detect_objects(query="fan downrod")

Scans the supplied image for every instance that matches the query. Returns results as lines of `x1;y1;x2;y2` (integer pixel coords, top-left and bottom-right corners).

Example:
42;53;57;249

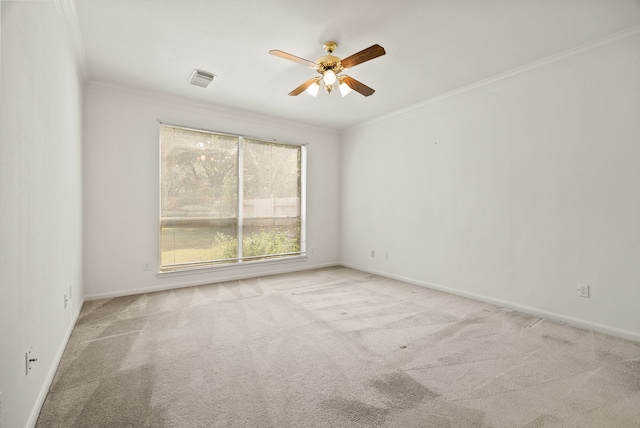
323;41;337;54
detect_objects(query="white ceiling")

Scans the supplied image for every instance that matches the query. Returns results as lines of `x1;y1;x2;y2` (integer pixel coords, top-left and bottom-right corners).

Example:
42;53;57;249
74;0;640;130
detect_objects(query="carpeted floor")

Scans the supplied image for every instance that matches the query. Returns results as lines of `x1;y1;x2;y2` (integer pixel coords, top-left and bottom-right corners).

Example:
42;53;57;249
36;267;640;427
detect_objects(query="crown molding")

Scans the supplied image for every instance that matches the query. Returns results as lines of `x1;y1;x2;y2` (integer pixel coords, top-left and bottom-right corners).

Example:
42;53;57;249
84;80;338;138
56;0;90;85
343;24;640;134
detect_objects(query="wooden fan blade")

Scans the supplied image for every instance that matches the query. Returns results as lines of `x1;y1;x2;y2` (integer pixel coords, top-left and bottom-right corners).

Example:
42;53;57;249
288;78;318;96
340;44;386;69
269;50;318;69
341;75;375;96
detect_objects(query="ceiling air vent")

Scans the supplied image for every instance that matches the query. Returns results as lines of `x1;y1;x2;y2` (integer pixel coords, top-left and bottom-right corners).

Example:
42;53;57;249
189;69;215;88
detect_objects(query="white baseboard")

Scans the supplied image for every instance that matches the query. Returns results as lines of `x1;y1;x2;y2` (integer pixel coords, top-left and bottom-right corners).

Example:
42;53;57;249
341;263;640;344
26;303;84;428
84;261;340;301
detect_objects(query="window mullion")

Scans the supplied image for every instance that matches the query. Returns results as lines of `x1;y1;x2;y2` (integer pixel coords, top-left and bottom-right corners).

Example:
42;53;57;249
237;137;244;261
300;145;307;254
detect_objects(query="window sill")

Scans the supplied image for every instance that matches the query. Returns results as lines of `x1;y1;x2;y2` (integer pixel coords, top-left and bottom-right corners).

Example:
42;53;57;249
156;254;308;278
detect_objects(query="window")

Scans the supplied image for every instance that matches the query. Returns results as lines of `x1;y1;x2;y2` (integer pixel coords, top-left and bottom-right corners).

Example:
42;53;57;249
160;124;305;272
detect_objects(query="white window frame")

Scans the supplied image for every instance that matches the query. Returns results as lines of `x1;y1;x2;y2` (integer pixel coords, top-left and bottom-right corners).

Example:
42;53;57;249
158;123;307;274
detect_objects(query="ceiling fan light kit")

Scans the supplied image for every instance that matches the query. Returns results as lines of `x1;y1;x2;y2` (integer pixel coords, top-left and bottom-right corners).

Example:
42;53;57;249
306;80;320;97
338;80;353;97
303;75;353;98
270;41;385;97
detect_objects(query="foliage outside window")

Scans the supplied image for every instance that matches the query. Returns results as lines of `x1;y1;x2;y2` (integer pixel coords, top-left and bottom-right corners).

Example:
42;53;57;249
160;124;305;271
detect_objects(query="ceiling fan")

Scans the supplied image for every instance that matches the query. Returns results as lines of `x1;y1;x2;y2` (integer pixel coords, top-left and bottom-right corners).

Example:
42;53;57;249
269;41;386;97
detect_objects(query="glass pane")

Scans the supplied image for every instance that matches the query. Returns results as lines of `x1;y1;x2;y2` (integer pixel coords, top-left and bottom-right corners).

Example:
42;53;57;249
242;218;300;259
160;125;238;268
161;218;238;266
242;140;301;259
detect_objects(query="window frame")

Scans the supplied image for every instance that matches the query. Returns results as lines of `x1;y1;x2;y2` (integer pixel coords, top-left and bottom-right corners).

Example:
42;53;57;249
158;123;307;274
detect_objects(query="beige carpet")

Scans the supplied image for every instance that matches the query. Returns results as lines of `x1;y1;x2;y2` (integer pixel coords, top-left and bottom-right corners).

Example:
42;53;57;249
36;267;640;427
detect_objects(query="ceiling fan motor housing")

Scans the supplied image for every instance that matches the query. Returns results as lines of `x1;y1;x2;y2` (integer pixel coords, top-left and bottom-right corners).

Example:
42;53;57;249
318;41;343;76
317;55;343;74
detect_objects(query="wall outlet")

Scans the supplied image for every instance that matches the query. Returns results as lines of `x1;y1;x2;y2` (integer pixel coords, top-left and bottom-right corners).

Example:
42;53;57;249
64;293;68;309
577;285;590;298
143;262;150;271
370;250;375;257
25;348;37;375
384;252;389;260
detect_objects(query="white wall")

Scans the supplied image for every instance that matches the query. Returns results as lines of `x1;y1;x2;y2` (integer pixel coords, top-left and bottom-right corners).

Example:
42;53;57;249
83;83;340;298
340;30;640;340
0;2;84;427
